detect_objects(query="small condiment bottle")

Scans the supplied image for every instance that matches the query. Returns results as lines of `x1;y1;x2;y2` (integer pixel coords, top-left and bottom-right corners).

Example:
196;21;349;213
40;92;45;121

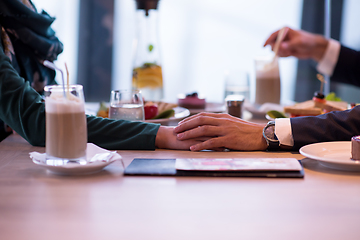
225;95;245;118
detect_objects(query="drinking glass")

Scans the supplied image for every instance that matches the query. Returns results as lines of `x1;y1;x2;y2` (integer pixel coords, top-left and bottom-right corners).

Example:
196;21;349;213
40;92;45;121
44;85;87;165
254;57;281;105
109;90;145;121
224;70;250;102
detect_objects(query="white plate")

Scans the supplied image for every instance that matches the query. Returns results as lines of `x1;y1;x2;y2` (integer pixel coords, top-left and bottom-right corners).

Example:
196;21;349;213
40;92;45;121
85;103;190;124
244;102;284;119
265;113;290;121
187;102;226;115
146;107;190;124
32;158;118;175
299;141;360;171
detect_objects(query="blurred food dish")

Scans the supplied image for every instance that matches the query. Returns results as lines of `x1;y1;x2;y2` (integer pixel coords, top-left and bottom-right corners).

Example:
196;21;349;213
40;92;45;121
178;92;206;109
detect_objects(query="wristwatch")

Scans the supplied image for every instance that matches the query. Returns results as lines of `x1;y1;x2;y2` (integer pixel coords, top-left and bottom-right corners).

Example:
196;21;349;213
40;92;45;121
262;121;280;150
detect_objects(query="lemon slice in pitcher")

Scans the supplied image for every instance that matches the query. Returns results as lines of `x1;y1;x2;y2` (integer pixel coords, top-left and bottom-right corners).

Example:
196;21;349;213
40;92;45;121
133;64;163;89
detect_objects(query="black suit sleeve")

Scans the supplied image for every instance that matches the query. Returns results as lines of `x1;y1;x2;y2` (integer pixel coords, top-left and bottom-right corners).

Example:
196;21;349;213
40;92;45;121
289;45;360;150
290;105;360;150
331;45;360;87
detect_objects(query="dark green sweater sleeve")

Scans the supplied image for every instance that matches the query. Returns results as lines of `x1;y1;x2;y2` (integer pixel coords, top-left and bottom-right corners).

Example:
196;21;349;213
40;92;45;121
0;40;46;146
0;41;160;150
86;116;160;150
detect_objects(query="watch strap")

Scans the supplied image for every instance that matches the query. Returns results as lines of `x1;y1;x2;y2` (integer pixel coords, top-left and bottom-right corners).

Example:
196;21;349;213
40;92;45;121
263;121;293;151
263;121;280;150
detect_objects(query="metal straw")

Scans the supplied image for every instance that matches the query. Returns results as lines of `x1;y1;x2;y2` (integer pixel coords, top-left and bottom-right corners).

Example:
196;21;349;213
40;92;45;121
324;0;331;95
43;60;66;98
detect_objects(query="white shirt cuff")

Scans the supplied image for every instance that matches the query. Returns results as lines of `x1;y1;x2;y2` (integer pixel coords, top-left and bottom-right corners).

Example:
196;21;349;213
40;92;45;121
275;118;294;147
316;39;341;76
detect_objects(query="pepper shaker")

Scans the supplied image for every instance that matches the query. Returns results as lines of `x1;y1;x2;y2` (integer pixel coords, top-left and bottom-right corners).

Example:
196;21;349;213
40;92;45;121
225;95;245;118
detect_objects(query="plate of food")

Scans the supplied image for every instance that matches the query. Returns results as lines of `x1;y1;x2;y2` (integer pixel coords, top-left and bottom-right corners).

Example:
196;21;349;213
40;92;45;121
286;74;347;117
265;110;289;120
262;91;349;120
95;101;190;124
283;90;348;117
299;141;360;171
244;102;284;119
146;106;190;123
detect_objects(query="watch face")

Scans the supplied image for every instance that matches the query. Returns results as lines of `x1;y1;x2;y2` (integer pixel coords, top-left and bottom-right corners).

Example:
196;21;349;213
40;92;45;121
264;124;276;141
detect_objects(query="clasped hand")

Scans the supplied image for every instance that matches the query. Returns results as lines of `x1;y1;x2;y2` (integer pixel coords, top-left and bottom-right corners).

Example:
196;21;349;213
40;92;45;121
174;113;268;151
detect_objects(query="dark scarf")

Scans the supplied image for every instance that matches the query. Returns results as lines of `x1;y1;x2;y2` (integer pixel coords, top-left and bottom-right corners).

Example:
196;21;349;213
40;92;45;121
0;0;63;93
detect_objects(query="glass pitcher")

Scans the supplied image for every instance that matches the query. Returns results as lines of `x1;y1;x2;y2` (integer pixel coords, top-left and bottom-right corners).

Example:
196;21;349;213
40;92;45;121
132;0;163;101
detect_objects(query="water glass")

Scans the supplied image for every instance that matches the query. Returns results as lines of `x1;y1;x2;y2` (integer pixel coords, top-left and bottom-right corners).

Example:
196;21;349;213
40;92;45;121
224;70;250;101
109;90;145;121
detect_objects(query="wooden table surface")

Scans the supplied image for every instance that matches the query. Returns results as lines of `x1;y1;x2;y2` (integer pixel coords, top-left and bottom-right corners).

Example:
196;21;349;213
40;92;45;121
1;134;360;240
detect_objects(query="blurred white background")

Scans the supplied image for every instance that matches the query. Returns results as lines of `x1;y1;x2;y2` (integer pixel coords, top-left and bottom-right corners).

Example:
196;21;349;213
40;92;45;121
32;0;80;85
32;0;304;103
114;0;302;103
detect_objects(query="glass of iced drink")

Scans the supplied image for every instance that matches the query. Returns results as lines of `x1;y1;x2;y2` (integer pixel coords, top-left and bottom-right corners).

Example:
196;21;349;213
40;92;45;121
254;57;281;105
108;90;145;121
224;69;250;101
44;85;87;164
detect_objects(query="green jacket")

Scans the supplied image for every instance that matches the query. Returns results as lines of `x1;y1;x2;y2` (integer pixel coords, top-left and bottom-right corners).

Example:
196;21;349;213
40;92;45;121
0;42;160;150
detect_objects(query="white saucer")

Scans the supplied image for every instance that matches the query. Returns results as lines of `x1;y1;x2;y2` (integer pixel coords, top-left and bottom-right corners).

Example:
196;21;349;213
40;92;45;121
32;158;118;175
299;141;360;171
30;143;121;175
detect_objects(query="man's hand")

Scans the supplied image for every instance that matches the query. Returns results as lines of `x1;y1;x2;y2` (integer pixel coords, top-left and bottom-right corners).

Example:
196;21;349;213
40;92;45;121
173;113;268;151
264;27;328;62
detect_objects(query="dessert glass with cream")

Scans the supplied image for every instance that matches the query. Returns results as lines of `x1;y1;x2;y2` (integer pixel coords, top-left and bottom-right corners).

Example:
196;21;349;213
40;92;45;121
44;85;87;164
351;136;360;161
254;57;281;105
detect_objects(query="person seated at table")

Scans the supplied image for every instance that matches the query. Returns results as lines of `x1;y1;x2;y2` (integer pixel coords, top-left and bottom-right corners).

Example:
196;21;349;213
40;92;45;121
174;27;360;151
0;0;63;141
264;27;360;87
0;0;202;150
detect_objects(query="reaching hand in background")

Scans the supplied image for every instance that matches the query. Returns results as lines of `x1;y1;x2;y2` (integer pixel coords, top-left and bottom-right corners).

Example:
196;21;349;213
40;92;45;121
264;27;329;62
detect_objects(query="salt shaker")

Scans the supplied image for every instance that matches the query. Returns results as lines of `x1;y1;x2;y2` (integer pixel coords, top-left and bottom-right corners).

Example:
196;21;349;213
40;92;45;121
225;95;245;118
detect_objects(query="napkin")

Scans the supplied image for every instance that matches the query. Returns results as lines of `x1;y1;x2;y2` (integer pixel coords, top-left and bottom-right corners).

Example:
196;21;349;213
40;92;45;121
29;143;122;164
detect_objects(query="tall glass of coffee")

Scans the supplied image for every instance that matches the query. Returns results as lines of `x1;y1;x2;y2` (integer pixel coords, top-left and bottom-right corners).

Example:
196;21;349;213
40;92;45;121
44;85;87;165
254;57;281;105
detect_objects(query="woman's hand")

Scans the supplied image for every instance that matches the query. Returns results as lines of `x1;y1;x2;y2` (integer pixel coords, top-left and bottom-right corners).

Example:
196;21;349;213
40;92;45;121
155;125;207;150
174;113;268;151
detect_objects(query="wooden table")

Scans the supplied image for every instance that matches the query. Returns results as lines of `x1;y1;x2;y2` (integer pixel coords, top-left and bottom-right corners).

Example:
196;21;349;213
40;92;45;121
1;134;360;240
